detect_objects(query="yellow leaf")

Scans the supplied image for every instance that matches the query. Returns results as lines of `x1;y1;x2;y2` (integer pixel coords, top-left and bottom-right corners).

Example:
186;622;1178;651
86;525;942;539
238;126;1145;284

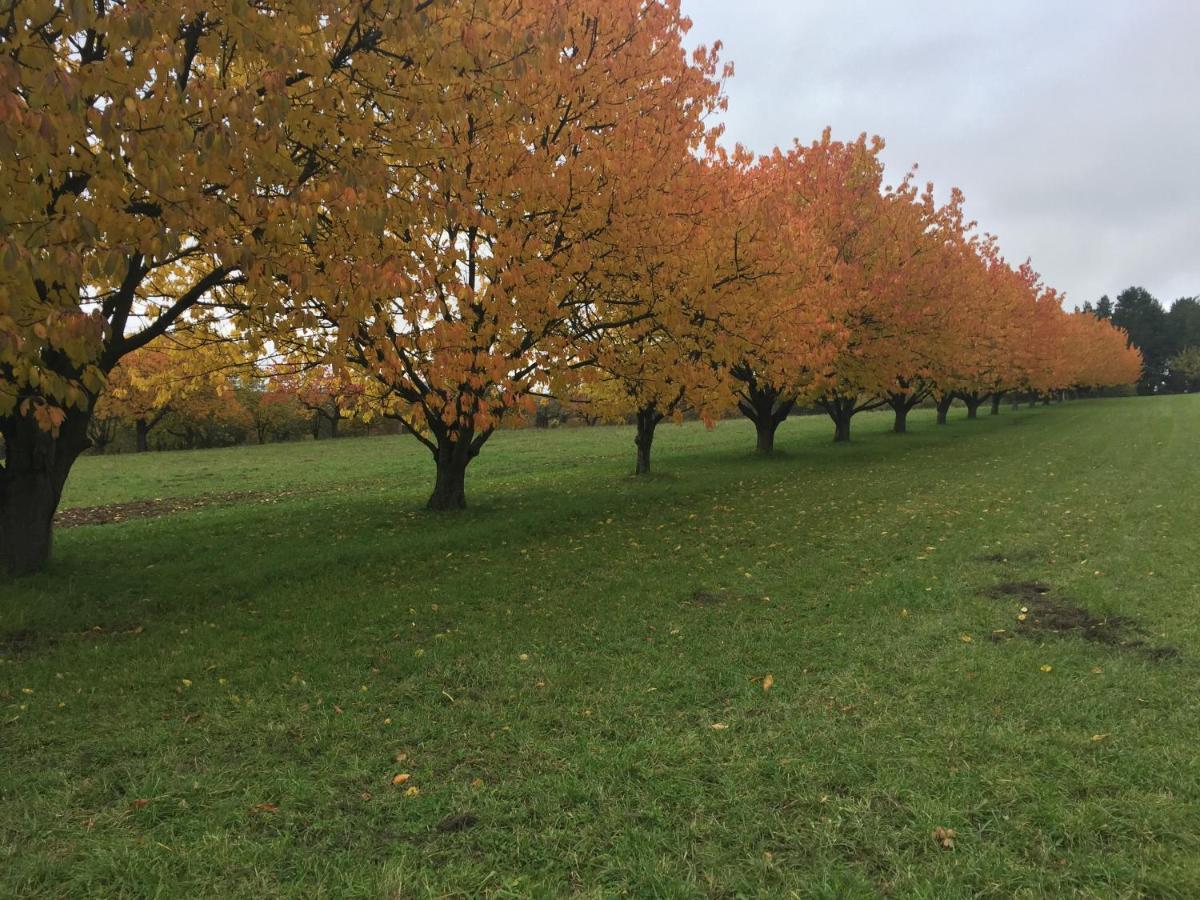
762;674;775;692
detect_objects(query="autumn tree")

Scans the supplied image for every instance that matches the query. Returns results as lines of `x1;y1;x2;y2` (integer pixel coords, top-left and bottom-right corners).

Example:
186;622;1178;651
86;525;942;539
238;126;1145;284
778;136;968;441
266;366;364;440
292;0;728;508
569;154;770;474
0;1;427;575
724;140;850;453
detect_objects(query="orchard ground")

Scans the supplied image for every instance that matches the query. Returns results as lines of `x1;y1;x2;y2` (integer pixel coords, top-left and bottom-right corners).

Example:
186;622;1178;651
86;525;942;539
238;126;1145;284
2;396;1199;897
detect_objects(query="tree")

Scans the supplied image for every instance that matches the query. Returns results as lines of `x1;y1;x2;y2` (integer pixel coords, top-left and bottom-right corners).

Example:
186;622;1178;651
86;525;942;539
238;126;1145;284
296;0;728;508
1112;287;1169;393
267;367;364;440
725;138;851;453
1167;346;1200;393
1167;298;1200;357
561;157;748;475
790;138;969;441
0;1;424;575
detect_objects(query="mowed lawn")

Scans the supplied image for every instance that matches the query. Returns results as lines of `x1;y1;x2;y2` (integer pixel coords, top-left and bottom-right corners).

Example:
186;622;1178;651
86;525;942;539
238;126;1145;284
2;397;1199;897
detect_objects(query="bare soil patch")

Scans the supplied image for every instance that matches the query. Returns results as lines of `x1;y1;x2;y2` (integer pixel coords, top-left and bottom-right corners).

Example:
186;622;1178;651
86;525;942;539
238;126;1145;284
55;491;266;528
986;580;1178;660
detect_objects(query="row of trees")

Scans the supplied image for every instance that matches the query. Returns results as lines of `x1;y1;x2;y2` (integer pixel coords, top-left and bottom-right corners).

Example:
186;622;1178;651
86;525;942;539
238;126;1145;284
90;348;380;453
1;1;1140;576
1080;289;1200;393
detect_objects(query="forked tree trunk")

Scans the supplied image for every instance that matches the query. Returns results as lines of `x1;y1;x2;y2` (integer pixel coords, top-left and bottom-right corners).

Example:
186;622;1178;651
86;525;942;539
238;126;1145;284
426;425;491;511
733;367;796;455
634;405;664;475
991;392;1004;415
963;392;988;419
887;392;919;433
935;392;955;425
821;397;856;443
1;407;92;577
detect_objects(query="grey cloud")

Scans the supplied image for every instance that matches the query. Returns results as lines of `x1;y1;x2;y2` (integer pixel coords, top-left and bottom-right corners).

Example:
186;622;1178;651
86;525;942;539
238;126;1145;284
682;0;1200;305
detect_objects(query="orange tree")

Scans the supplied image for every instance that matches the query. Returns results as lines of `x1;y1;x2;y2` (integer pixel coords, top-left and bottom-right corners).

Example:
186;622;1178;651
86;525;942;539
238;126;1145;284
928;236;1028;422
785;136;968;441
265;366;364;440
293;0;728;508
0;1;428;575
569;154;768;474
724;139;848;453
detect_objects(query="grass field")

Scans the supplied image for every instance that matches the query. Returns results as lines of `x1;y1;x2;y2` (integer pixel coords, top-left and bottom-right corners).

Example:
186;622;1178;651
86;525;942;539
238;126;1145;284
3;396;1199;897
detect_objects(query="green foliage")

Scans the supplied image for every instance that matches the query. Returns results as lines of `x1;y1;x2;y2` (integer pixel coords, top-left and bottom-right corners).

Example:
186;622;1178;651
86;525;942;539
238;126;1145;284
3;397;1200;895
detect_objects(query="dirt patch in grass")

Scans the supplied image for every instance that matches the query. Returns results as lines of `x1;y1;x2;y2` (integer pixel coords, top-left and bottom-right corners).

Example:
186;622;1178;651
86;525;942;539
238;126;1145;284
689;589;727;606
435;812;479;833
976;549;1039;564
0;627;51;658
986;580;1179;660
55;491;267;528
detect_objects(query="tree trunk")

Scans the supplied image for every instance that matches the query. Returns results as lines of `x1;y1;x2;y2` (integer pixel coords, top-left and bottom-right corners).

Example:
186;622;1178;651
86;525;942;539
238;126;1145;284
311;412;321;440
330;412;340;438
734;369;796;455
425;424;491;511
990;392;1003;415
935;392;954;425
833;413;852;442
135;419;151;452
1041;395;1051;406
964;392;987;419
888;393;916;433
821;397;855;443
634;406;664;476
1;408;91;577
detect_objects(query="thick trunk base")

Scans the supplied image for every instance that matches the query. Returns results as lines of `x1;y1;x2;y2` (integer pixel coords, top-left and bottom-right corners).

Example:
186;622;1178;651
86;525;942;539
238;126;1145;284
755;420;778;453
991;393;1003;415
1;409;90;577
427;459;468;510
633;407;663;476
935;393;954;425
734;370;795;456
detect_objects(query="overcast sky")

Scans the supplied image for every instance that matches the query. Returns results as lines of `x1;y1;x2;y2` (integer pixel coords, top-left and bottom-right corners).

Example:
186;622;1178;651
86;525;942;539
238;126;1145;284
680;0;1200;309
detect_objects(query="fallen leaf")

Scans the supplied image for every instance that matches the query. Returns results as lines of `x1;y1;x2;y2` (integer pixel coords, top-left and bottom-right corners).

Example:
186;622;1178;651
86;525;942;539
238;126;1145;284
960;634;973;643
129;799;149;810
404;786;420;797
391;773;411;785
1091;733;1110;742
710;722;729;730
762;673;775;693
932;826;956;849
251;802;279;814
1040;664;1053;673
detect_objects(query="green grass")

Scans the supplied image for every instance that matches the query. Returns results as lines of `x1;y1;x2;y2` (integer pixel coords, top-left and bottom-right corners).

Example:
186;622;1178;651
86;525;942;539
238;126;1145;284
3;397;1199;897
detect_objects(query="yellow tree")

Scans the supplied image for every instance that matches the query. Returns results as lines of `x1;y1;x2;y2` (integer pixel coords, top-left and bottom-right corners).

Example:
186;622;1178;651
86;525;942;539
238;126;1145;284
571;154;765;474
0;1;425;575
297;0;728;508
97;330;248;452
